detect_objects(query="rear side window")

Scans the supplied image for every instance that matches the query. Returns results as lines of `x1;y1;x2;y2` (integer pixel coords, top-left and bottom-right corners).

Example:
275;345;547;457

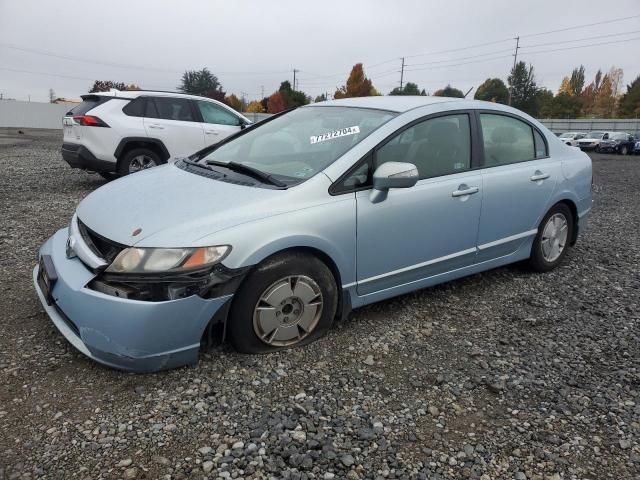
196;101;240;126
122;97;146;117
146;97;195;122
67;96;109;116
480;114;537;166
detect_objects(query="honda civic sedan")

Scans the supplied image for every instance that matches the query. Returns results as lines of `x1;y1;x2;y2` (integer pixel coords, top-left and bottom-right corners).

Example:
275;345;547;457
34;96;592;372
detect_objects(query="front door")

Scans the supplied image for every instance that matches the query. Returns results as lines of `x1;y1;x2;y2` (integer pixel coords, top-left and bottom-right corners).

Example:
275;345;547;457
194;100;243;147
356;112;482;296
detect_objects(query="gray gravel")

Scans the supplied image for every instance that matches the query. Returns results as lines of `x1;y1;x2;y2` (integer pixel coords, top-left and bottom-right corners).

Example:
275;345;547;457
1;129;639;479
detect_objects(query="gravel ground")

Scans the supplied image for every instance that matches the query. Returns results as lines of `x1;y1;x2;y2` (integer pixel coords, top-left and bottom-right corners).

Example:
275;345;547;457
0;129;638;480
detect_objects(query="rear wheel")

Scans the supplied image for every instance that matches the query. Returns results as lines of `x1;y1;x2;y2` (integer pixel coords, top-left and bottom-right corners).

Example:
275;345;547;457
117;148;162;176
528;203;573;272
620;145;629;155
228;252;338;353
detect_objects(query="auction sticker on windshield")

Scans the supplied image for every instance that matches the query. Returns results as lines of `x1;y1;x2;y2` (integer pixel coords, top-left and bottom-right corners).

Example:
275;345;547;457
310;126;360;144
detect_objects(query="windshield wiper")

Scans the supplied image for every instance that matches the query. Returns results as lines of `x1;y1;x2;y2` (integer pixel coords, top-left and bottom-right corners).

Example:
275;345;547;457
206;160;287;188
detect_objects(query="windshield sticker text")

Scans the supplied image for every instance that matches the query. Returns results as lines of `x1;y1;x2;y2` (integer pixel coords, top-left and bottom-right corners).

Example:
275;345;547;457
310;126;360;145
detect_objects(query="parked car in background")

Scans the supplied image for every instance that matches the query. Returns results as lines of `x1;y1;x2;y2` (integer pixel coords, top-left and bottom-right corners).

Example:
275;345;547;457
61;90;251;179
35;96;592;372
598;132;635;155
634;139;640;155
577;131;613;151
558;131;587;146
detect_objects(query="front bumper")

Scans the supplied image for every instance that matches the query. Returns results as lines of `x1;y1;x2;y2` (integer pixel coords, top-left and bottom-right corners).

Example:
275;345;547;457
578;144;597;151
33;229;232;372
61;143;116;173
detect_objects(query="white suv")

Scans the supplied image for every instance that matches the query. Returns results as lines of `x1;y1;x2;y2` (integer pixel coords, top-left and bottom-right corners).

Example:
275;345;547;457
61;90;251;179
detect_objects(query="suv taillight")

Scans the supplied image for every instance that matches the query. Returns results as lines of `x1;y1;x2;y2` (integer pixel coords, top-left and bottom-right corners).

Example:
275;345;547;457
73;115;109;127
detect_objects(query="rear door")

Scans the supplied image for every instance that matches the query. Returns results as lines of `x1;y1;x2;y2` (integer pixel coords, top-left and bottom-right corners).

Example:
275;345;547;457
194;100;243;146
143;96;205;158
476;112;560;262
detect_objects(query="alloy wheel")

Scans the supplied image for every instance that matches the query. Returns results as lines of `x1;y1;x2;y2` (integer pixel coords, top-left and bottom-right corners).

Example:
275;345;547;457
128;154;157;173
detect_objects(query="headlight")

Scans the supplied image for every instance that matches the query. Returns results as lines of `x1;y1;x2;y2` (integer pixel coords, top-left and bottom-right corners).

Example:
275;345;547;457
105;246;230;273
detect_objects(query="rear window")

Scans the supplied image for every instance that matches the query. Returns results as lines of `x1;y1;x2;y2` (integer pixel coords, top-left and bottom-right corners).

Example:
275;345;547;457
122;97;146;117
67;96;109;116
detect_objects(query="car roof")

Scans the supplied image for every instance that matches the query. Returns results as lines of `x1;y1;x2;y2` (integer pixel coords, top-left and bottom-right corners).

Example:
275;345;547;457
87;90;216;101
313;95;465;112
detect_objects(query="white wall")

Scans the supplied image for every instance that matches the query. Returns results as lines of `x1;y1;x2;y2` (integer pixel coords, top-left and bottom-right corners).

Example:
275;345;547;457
0;100;69;129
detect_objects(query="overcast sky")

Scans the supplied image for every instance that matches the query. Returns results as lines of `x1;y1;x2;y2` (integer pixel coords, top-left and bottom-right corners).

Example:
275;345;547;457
0;0;639;103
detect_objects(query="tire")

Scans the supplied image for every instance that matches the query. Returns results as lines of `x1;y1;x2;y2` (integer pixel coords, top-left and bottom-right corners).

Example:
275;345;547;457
528;203;574;273
98;171;119;181
620;145;628;155
594;145;600;153
117;148;163;176
228;252;338;353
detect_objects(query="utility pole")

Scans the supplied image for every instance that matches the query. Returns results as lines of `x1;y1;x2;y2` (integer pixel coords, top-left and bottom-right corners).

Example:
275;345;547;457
400;57;405;90
293;69;299;90
508;36;520;106
260;85;264;99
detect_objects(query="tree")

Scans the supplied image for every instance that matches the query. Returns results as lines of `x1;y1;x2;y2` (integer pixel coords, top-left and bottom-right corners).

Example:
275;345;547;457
558;77;573;96
89;80;127;92
267;92;286;113
389;82;423;96
569;66;585;96
474;78;509;103
314;93;327;103
246;100;265;113
334;63;375;98
618;75;640;118
278;81;309;108
48;88;55;103
433;85;464;98
508;61;539;116
225;94;242;112
593;74;615;118
178;68;225;101
125;84;141;91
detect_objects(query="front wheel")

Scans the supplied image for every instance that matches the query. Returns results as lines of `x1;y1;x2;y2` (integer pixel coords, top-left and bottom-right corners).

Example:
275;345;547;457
228;252;338;353
528;203;573;272
620;145;629;155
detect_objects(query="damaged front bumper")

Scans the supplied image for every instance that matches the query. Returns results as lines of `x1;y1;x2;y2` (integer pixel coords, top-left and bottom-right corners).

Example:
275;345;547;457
33;229;234;372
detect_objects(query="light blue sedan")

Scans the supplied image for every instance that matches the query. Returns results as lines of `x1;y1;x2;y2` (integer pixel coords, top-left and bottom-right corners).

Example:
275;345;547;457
34;96;592;372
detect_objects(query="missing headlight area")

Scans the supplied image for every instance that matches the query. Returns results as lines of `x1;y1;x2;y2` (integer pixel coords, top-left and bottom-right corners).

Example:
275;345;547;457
87;264;249;302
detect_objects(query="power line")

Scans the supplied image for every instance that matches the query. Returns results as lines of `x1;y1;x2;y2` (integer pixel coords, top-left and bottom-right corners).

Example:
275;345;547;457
520;29;640;49
405;47;515;68
519;14;640;38
520;36;640;56
403;37;514;60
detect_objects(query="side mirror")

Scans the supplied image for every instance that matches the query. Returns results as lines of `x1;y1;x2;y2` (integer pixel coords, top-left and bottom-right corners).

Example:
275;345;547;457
370;162;418;203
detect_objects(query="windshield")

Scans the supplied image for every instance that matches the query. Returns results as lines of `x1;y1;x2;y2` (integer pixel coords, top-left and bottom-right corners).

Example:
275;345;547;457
202;106;396;183
587;131;604;138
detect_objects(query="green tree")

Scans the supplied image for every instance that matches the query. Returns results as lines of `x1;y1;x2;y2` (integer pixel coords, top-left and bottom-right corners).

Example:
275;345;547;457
569;65;585;96
278;81;309;108
314;93;327;102
334;63;375;98
618;76;640;118
474;78;509;103
89;80;127;92
389;82;423;96
178;68;225;101
433;85;464;98
508;61;539;116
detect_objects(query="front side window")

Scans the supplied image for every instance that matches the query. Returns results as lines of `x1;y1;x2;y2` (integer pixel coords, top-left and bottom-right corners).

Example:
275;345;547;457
147;97;195;122
197;101;240;126
480;113;536;166
375;114;471;179
202;106;395;183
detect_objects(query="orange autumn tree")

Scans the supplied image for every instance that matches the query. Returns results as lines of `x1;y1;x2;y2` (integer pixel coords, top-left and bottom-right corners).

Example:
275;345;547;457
267;92;286;113
334;63;375;98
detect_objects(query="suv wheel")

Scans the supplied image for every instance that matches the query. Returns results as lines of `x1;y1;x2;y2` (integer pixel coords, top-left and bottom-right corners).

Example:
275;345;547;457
118;148;162;176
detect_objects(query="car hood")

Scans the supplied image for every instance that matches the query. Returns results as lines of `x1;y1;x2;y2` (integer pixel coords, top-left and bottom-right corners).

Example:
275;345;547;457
76;163;316;247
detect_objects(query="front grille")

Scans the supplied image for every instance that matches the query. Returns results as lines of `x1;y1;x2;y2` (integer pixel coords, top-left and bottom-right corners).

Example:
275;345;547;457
77;219;125;264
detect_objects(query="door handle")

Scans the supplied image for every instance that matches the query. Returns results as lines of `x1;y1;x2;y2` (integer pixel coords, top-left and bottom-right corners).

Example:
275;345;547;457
530;171;550;182
204;130;219;135
148;124;164;130
451;185;479;197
